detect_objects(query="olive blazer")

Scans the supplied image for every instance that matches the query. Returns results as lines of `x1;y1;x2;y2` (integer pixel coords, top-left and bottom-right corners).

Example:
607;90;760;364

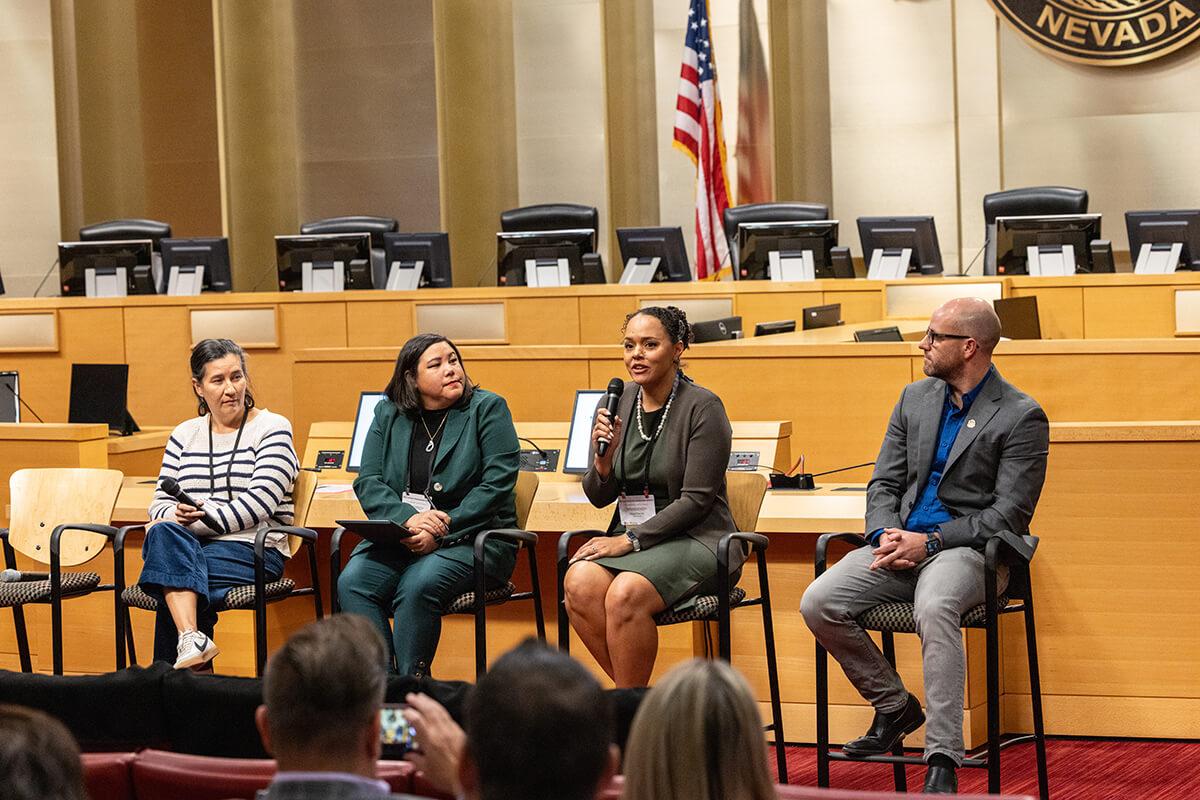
583;376;739;562
353;388;520;577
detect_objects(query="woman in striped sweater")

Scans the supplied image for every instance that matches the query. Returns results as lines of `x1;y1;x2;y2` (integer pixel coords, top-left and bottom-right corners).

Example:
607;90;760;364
138;339;299;670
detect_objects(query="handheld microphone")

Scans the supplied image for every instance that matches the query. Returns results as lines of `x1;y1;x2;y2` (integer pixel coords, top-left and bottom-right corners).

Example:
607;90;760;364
0;569;50;582
159;477;224;532
596;378;625;458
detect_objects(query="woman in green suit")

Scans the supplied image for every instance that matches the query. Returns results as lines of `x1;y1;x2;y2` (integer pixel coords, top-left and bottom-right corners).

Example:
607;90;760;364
337;333;520;676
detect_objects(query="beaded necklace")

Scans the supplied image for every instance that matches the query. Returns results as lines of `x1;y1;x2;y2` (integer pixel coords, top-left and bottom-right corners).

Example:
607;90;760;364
635;373;679;441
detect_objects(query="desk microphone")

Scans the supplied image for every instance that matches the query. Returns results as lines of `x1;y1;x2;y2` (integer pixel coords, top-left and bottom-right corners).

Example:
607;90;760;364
596;378;624;457
159;477;225;533
960;238;989;276
0;569;49;582
2;381;45;423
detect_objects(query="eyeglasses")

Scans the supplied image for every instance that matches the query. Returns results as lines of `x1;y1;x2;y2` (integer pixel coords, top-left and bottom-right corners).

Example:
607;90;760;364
922;329;973;344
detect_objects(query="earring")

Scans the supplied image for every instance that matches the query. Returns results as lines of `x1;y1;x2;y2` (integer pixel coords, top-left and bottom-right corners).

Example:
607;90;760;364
245;392;255;410
198;398;209;416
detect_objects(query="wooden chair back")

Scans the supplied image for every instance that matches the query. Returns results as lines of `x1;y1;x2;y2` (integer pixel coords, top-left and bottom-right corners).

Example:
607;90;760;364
726;471;768;533
8;468;124;567
514;471;539;530
287;469;319;556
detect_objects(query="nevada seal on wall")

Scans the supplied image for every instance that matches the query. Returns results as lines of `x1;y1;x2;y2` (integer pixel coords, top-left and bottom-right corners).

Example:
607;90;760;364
988;0;1200;65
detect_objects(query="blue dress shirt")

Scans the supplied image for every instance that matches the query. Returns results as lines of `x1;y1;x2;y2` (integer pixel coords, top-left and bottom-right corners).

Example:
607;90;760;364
869;367;994;547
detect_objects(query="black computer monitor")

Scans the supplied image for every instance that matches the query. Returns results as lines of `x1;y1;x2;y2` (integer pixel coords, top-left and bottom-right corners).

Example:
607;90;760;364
754;320;796;337
994;296;1041;340
276;233;373;292
615;227;692;282
381;232;453;289
59;240;156;297
1125;209;1200;272
856;216;943;276
735;220;840;280
347;391;387;472
69;363;138;435
801;303;842;330
0;371;18;423
853;326;904;342
160;237;232;293
691;316;743;343
496;229;597;286
991;214;1102;275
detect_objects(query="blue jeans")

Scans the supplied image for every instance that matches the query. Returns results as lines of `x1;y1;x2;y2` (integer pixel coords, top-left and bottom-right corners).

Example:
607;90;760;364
336;543;501;677
139;521;284;663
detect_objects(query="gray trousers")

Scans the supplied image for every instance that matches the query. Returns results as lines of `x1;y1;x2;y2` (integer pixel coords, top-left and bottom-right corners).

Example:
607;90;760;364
800;545;1007;765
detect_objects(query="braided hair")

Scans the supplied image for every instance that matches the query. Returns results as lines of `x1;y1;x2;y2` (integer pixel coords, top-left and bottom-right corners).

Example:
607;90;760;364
623;306;693;372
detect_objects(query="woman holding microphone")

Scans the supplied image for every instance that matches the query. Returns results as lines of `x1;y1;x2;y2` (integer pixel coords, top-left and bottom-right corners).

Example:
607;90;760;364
562;306;738;687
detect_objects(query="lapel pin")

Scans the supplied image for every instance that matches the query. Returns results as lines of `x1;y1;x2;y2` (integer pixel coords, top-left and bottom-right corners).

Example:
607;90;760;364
967;419;976;429
433;482;443;492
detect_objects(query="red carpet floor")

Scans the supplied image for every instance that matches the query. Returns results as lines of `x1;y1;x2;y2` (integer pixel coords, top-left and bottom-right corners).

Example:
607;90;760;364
782;739;1200;799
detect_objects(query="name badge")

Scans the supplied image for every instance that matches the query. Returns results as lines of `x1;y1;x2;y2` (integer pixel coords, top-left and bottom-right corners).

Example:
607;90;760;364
402;492;434;513
618;494;656;527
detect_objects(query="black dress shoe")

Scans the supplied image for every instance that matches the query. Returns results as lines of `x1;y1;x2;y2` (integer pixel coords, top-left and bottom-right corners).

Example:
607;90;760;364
842;693;925;756
923;764;958;794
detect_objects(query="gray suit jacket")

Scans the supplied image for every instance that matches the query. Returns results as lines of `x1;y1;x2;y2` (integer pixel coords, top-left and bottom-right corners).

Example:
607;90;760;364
866;368;1049;552
583;376;738;558
257;778;416;800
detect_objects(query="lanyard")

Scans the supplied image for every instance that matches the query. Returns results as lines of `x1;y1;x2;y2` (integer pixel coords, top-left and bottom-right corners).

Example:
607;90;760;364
208;410;248;503
620;409;662;499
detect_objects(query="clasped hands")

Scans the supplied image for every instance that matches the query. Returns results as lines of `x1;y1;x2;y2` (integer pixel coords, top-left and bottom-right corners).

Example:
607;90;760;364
405;510;451;556
869;528;931;571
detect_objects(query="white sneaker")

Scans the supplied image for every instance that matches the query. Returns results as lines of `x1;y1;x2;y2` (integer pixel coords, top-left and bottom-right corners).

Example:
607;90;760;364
174;630;219;670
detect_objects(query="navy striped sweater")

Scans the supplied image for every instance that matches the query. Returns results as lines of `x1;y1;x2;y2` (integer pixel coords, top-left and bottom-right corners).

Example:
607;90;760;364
148;409;299;554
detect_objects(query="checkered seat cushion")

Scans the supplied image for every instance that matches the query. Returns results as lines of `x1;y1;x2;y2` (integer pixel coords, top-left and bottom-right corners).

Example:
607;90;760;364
444;582;516;614
857;597;1010;633
0;572;101;607
654;586;747;625
121;579;297;613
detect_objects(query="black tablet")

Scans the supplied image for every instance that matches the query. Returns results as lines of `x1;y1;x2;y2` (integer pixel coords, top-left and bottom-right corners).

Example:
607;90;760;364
334;519;413;544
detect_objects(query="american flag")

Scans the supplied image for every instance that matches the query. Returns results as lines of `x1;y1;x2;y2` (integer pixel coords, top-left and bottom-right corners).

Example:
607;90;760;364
673;0;731;280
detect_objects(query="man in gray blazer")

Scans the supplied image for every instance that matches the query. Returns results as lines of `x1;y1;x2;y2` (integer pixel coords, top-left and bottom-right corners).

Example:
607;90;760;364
255;616;418;800
801;298;1049;794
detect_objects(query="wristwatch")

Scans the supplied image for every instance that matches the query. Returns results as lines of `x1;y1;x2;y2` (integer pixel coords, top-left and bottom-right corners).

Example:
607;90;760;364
625;531;642;552
925;530;943;558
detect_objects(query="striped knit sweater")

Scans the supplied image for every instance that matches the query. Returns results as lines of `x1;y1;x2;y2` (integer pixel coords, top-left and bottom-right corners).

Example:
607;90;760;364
148;409;299;555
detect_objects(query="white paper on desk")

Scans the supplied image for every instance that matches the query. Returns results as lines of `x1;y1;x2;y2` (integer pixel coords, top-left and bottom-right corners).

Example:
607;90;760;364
315;485;355;495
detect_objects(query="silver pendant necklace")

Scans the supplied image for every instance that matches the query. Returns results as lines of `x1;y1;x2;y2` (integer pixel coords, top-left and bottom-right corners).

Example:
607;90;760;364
421;411;449;453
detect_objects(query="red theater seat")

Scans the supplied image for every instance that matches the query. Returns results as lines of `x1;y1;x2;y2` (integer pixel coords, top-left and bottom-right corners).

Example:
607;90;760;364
129;749;415;800
82;752;137;800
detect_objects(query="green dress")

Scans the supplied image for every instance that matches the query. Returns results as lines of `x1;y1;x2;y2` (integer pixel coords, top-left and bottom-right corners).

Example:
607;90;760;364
593;406;720;609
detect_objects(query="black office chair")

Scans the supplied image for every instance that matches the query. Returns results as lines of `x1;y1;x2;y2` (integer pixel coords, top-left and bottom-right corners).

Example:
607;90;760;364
500;203;605;283
329;471;545;679
813;531;1049;799
982;186;1088;275
301;215;400;290
722;202;853;278
79;219;172;250
555;472;788;783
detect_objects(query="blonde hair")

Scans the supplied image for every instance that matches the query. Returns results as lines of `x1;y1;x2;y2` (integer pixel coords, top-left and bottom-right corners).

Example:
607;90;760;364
622;659;776;800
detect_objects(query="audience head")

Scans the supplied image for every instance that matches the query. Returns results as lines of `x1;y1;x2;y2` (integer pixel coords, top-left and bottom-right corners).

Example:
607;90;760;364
255;615;389;776
462;639;616;800
0;704;86;800
622;305;692;386
190;338;255;421
386;333;476;413
622;659;776;800
920;297;1002;382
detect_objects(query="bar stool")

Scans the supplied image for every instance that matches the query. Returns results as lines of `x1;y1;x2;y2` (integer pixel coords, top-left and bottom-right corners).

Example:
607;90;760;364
813;531;1049;798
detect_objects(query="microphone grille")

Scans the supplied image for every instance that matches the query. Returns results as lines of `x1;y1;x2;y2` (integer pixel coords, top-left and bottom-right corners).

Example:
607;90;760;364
160;477;179;493
606;378;624;396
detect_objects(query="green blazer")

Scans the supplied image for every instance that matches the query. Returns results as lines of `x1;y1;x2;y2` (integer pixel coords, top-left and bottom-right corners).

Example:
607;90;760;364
352;388;521;578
